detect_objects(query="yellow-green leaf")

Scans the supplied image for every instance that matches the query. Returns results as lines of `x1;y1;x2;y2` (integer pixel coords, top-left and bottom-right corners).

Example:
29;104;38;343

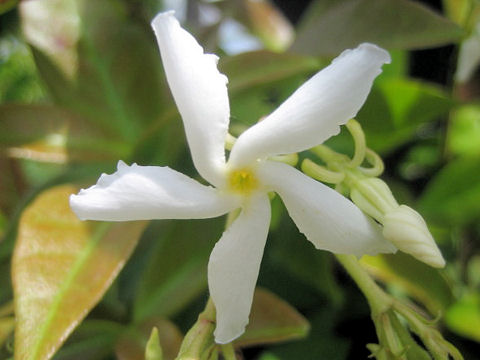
12;185;146;360
234;288;310;347
445;293;480;342
447;105;480;157
419;157;480;225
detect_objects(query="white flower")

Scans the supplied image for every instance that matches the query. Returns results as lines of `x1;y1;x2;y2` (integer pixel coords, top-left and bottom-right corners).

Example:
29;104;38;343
70;11;396;344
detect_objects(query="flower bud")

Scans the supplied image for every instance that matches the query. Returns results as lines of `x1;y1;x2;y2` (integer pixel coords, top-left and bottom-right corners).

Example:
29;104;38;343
145;327;163;360
383;205;445;268
350;177;398;223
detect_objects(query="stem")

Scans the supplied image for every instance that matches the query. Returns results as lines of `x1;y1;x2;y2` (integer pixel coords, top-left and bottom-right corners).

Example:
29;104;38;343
334;254;391;315
175;299;216;360
220;343;237;360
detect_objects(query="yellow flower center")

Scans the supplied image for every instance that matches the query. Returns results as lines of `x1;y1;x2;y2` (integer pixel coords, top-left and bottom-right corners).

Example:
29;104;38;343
227;168;258;195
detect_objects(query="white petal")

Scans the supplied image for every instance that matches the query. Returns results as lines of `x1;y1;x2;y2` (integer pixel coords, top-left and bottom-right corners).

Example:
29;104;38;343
151;12;230;186
383;205;445;268
208;194;271;344
258;161;396;256
70;161;238;221
229;43;390;167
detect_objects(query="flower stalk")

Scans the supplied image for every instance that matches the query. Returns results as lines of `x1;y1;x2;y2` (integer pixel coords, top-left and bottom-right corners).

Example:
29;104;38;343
220;343;237;360
335;254;462;360
175;299;217;360
302;119;458;358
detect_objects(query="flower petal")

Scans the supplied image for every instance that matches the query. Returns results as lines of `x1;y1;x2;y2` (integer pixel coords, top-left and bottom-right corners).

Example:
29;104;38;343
229;43;390;167
70;161;238;221
208;194;271;344
258;161;396;256
151;11;230;186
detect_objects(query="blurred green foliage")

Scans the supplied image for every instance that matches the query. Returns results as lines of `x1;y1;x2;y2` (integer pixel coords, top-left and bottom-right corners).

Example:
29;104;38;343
0;0;479;359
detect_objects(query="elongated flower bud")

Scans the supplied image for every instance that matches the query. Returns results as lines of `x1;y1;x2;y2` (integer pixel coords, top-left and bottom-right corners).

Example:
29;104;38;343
349;177;445;268
383;205;445;268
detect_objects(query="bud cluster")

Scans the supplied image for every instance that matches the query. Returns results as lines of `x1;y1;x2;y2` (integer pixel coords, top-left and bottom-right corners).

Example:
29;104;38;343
302;119;445;268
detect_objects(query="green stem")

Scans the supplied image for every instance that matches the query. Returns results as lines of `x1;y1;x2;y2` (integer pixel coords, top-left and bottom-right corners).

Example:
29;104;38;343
220;343;237;360
175;299;216;360
334;254;391;315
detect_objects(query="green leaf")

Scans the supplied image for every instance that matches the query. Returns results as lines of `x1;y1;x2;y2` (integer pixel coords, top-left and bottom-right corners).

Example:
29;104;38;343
356;78;454;153
377;78;453;127
258;353;281;360
219;51;322;129
291;0;464;56
0;36;45;103
133;218;224;322
53;320;124;360
268;221;343;306
447;105;480;157
234;288;309;347
380;50;409;78
227;75;306;131
23;0;170;142
399;144;441;181
0;0;17;14
361;252;454;314
267;309;349;360
219;51;321;95
418;157;480;225
115;318;182;360
12;185;146;360
445;293;480;342
0;104;130;162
